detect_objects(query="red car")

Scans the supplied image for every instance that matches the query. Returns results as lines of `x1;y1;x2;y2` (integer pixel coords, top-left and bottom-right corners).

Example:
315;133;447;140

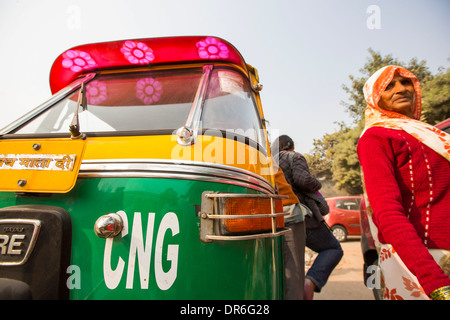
436;118;450;133
324;196;362;242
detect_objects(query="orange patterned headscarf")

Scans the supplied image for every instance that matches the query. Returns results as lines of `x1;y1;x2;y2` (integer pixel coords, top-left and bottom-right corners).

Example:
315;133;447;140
362;65;450;161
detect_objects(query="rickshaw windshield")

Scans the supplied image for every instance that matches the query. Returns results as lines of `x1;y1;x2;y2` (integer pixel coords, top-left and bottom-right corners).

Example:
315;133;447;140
13;67;265;148
202;69;265;147
14;68;204;134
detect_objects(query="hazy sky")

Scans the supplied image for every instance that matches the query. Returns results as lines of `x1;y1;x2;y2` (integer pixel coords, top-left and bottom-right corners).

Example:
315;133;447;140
0;0;449;152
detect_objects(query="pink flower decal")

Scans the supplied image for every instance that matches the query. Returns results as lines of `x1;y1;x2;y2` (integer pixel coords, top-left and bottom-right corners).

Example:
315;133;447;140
86;81;107;105
136;78;162;104
62;50;97;72
121;41;155;65
196;37;229;60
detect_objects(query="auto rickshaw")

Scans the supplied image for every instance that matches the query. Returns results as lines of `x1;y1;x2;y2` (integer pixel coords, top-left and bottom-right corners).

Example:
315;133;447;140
0;36;289;299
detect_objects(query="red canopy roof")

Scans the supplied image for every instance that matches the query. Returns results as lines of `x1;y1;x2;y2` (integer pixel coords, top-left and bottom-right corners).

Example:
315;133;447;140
49;36;247;94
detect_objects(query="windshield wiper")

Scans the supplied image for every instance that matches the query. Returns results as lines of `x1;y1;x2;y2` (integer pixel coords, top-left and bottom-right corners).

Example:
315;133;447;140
69;82;87;139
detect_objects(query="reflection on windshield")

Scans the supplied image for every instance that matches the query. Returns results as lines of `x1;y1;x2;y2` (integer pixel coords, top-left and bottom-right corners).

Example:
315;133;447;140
14;68;265;149
15;69;203;134
202;69;265;145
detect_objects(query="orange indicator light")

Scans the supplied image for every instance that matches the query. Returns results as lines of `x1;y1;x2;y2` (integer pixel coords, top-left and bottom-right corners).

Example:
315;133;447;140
222;198;284;234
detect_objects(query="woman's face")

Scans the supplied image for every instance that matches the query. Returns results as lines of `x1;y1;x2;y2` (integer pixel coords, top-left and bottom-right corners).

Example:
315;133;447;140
378;74;415;117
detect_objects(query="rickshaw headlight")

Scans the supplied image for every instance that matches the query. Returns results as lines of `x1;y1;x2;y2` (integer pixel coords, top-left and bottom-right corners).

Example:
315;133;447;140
222;198;284;234
199;192;290;242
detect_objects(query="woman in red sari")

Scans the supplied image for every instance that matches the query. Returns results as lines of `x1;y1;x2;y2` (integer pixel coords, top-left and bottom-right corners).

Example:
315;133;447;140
357;65;450;300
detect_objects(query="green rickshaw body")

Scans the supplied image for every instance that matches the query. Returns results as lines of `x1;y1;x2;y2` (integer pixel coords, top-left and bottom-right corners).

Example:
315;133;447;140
0;36;288;300
0;178;283;299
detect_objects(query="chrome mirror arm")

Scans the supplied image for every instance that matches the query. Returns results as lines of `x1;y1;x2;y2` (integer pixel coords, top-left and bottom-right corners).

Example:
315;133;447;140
177;65;213;146
69;82;87;140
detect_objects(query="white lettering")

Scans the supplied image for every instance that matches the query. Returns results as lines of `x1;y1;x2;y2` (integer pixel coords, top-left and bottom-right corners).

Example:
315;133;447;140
7;234;25;255
126;212;155;289
155;212;179;290
180;304;214;317
0;235;8;254
103;210;180;291
104;210;128;289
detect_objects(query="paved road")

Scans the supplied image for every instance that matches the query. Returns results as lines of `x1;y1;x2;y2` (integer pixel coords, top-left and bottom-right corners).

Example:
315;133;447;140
306;237;375;300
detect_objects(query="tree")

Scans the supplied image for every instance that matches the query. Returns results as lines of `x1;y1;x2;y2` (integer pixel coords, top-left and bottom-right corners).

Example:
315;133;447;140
330;121;364;195
307;121;364;196
421;68;450;124
304;131;338;181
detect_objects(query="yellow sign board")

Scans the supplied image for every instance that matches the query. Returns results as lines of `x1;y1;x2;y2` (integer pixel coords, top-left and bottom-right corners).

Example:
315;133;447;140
0;139;85;193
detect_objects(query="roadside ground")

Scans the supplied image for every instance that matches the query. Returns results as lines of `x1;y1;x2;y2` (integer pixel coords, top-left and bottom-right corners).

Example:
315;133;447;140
305;236;375;300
